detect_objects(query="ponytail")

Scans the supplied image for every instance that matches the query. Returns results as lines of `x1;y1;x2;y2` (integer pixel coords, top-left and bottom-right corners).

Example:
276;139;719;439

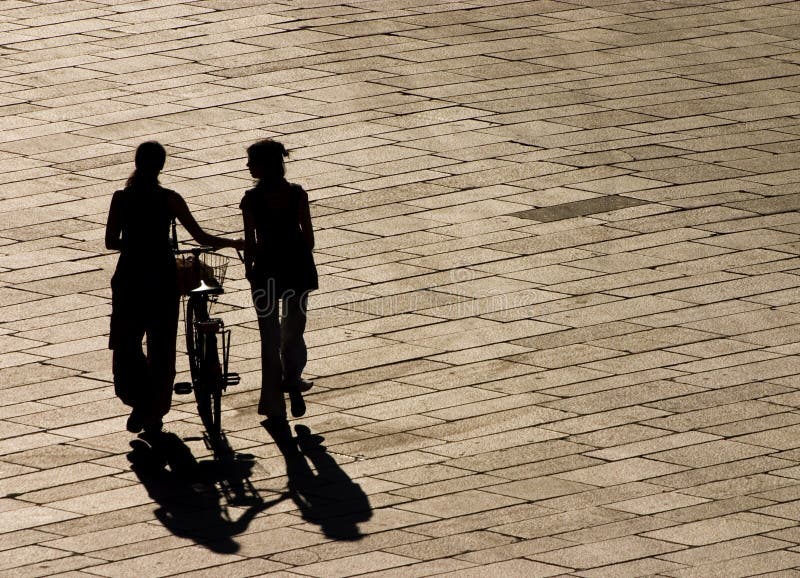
126;141;166;188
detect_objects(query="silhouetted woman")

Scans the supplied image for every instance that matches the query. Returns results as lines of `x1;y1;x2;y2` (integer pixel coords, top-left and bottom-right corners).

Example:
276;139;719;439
240;139;317;426
106;141;242;434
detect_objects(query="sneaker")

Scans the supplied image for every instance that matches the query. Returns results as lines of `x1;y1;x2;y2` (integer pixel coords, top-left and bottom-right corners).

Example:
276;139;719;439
289;389;306;418
263;414;288;429
281;379;313;393
262;415;291;438
142;418;163;435
126;409;143;434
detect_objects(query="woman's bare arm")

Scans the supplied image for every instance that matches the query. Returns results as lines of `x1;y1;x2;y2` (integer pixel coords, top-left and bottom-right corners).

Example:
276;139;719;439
105;190;124;251
298;188;314;251
168;191;243;250
242;204;257;279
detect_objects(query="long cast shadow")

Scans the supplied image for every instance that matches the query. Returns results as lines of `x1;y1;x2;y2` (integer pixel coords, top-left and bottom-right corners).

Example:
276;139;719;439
127;431;285;553
264;421;372;540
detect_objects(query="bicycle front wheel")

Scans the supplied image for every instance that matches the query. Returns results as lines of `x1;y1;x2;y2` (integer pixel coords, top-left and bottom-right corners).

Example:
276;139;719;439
201;331;223;444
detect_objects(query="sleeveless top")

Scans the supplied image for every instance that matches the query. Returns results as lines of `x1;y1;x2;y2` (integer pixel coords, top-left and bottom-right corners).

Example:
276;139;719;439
240;179;318;295
111;185;176;293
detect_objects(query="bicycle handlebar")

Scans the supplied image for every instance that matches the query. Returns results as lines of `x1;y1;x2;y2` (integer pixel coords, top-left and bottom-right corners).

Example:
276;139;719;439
174;244;246;264
174;245;216;255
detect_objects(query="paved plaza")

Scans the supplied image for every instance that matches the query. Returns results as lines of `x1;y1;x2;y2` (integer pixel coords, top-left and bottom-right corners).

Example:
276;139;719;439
2;0;800;576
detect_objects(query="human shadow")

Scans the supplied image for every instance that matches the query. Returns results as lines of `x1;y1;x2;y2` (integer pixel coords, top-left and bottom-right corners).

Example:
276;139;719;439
127;431;285;553
264;421;372;540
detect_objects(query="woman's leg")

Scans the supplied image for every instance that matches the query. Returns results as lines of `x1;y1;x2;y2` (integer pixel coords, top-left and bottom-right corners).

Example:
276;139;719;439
253;285;285;417
110;288;148;410
145;294;180;424
112;338;147;408
280;291;309;385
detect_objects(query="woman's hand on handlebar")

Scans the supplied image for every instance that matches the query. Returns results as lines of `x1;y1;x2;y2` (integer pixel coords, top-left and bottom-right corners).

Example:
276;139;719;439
174;240;241;255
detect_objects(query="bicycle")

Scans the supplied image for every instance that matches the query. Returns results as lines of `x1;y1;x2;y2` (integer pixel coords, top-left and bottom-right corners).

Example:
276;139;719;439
173;246;240;448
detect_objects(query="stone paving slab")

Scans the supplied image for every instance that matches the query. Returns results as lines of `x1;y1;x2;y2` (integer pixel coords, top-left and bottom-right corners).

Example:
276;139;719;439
1;0;800;576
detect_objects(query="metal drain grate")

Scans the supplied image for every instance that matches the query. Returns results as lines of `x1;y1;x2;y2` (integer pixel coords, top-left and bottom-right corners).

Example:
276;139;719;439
510;195;649;222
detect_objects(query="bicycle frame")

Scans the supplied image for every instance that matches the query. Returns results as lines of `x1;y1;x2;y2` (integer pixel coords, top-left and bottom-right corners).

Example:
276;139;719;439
174;245;239;448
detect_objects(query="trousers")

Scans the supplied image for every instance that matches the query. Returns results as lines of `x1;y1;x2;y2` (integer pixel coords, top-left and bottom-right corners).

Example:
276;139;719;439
251;288;309;417
110;278;179;421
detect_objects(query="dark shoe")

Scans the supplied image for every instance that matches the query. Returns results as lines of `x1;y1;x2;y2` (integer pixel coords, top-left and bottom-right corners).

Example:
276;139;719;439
281;378;313;393
263;414;288;429
289;388;306;418
142;418;163;435
262;415;291;438
126;409;143;434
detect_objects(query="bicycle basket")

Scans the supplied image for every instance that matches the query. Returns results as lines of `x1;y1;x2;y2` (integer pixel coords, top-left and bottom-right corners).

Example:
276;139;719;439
176;252;229;295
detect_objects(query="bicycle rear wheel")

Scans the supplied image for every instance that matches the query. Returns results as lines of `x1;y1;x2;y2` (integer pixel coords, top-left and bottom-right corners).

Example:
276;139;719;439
186;297;223;445
200;332;222;444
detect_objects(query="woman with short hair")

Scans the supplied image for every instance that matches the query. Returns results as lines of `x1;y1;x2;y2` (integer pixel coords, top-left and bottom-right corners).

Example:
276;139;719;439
240;139;318;427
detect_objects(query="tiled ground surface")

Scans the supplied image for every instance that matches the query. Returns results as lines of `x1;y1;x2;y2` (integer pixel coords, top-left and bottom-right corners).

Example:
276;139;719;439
1;0;800;576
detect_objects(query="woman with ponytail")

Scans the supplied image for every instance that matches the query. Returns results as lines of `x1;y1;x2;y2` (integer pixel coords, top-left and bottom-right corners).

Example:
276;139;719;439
106;141;242;435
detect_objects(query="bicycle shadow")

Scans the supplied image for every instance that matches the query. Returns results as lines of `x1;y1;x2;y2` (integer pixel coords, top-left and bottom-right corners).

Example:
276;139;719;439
127;431;285;553
264;422;372;540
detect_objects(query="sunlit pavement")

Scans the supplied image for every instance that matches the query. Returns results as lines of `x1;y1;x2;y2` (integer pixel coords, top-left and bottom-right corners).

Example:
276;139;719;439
2;1;800;576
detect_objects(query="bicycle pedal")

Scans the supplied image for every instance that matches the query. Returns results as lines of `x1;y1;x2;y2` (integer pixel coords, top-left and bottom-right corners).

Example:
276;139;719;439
196;319;223;333
174;382;193;395
225;372;240;386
